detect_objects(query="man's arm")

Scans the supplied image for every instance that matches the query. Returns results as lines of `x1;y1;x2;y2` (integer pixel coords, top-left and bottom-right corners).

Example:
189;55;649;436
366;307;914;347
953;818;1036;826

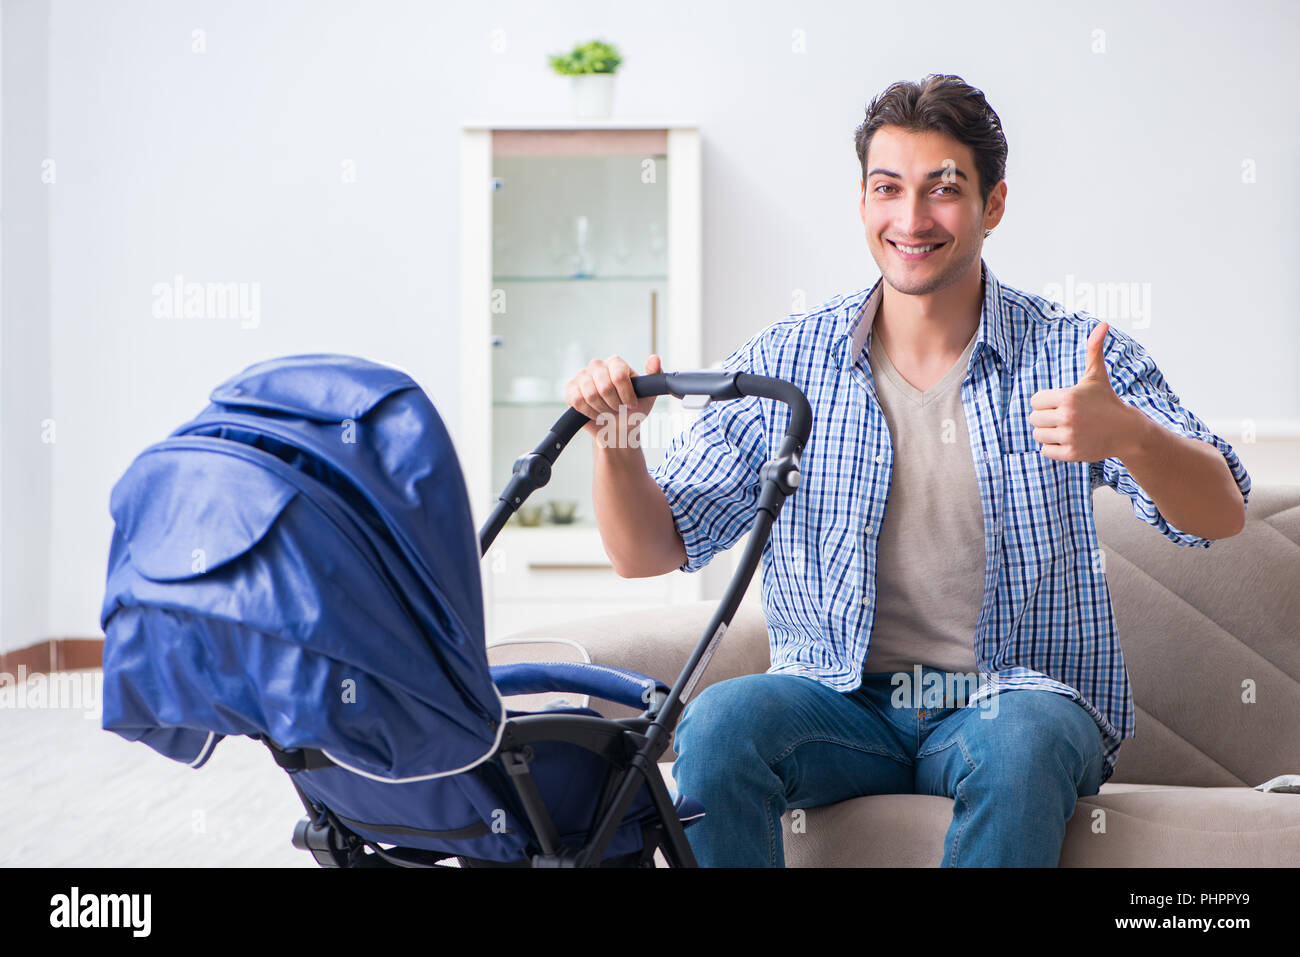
564;354;689;578
1114;406;1247;540
593;441;688;578
574;335;772;578
1032;318;1250;546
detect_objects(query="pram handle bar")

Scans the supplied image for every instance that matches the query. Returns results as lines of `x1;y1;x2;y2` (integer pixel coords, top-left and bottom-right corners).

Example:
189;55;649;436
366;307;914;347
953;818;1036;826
479;371;811;553
477;371;811;866
630;371;813;443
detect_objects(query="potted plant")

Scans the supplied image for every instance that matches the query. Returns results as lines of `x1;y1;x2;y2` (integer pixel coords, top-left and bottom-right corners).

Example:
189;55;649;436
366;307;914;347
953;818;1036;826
548;39;623;119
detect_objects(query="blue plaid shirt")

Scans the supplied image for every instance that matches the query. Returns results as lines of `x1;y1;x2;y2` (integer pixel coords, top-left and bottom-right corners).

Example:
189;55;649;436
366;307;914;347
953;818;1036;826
649;258;1251;784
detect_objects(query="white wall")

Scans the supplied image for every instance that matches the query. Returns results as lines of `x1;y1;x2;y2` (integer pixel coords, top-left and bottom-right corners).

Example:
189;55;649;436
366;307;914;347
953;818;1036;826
1;0;54;654
2;0;1295;647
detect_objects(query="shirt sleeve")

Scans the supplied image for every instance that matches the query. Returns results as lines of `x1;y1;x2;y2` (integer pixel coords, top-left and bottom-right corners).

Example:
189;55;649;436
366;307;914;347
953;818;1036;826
647;333;771;573
1087;322;1251;548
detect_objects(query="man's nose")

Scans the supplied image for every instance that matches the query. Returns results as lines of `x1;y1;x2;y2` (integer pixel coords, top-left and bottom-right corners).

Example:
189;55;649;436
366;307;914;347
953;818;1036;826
896;193;936;236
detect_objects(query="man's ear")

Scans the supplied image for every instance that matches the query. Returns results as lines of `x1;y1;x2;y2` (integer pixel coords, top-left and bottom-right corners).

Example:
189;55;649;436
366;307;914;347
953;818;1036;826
983;180;1008;233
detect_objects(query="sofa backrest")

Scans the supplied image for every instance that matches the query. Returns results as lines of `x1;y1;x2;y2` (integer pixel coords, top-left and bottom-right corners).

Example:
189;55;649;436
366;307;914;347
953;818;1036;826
1093;483;1300;786
489;486;1300;790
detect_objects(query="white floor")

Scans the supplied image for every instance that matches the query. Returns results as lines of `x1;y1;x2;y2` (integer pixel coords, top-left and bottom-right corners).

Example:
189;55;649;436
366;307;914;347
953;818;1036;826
3;671;315;867
2;669;674;867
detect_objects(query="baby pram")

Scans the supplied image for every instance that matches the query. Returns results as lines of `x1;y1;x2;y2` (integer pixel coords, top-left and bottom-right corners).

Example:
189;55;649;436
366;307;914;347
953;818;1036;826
100;354;810;867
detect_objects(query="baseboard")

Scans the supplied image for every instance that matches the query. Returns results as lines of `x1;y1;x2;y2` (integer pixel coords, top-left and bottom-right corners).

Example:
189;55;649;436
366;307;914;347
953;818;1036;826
0;638;103;674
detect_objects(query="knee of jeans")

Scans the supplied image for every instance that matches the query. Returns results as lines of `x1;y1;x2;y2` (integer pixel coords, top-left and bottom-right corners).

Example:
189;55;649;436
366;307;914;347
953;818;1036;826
971;692;1102;770
672;675;767;760
1080;750;1105;797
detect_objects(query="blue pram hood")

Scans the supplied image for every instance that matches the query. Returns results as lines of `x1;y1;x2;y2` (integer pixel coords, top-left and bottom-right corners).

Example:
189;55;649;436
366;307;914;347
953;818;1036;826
100;354;508;781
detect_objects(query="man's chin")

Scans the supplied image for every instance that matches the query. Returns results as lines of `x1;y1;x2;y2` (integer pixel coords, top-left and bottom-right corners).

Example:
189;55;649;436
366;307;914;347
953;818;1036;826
875;245;976;295
882;267;950;297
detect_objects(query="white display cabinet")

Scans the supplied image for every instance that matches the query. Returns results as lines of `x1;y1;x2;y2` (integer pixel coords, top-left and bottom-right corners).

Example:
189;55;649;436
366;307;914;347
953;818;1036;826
458;120;704;641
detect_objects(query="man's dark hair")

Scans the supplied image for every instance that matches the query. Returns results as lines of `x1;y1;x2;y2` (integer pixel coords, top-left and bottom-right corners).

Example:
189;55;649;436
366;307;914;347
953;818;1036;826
854;74;1007;210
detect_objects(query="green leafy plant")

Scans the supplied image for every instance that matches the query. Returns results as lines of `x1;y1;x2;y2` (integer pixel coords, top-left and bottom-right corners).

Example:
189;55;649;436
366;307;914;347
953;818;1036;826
548;39;622;75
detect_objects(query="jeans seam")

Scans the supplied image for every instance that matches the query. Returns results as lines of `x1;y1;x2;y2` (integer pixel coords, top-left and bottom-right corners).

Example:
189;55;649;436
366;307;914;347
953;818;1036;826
765;733;910;768
915;737;957;762
764;791;780;866
947;735;978;865
916;734;978;769
762;734;910;866
949;777;967;865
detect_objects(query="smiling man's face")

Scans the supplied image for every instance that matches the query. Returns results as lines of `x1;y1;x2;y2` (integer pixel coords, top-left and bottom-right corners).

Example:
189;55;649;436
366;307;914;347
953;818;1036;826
859;125;1005;296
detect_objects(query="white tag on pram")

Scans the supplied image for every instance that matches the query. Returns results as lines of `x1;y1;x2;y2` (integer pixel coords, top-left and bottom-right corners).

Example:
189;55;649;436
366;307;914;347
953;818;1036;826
680;621;727;704
1253;774;1300;793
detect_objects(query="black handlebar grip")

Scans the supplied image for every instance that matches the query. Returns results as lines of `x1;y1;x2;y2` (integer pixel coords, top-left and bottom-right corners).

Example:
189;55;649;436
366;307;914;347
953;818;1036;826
631;372;742;402
546;371;811;452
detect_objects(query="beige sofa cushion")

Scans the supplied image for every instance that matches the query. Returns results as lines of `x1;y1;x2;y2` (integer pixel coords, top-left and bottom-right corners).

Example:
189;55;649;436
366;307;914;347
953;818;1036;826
656;764;1300;867
501;484;1300;866
767;782;1300;867
1094;484;1300;786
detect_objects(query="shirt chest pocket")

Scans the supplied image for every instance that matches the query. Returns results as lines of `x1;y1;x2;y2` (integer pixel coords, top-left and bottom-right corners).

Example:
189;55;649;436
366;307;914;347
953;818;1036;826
1000;450;1069;566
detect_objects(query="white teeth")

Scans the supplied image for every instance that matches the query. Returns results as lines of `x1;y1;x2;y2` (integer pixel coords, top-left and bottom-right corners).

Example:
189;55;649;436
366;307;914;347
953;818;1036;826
894;242;939;254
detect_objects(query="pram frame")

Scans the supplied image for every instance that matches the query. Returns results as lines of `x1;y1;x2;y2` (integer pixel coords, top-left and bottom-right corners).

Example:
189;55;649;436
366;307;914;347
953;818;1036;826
285;370;811;868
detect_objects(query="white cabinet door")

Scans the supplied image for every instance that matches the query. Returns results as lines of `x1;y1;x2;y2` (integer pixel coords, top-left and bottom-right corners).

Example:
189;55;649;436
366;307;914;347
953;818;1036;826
461;121;704;635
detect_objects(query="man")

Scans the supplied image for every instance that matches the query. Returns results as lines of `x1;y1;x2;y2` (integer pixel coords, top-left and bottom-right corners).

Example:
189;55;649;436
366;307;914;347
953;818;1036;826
565;74;1251;867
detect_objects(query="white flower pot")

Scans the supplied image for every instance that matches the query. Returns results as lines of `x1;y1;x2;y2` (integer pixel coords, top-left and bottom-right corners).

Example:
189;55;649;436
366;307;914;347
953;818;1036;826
570;73;615;119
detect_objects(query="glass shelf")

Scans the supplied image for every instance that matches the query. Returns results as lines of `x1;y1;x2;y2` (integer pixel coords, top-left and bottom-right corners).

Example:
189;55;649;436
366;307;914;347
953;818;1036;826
490;150;671;527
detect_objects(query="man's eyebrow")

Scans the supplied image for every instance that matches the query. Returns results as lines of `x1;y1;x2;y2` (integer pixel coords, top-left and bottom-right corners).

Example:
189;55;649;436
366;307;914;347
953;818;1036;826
867;167;968;182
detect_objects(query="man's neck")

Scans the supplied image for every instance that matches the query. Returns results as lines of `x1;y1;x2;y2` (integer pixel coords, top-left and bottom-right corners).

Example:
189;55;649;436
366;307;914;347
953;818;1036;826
874;265;984;368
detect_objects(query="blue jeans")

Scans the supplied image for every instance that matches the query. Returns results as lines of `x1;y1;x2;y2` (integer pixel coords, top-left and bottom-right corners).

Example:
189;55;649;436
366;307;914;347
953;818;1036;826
670;668;1106;867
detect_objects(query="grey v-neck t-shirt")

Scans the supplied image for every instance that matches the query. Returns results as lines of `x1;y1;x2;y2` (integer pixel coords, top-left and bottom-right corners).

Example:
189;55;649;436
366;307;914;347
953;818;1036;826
860;326;985;676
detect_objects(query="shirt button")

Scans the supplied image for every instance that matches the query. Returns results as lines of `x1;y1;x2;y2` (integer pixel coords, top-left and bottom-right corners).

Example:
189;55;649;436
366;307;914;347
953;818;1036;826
874;454;884;463
865;524;873;534
861;596;871;606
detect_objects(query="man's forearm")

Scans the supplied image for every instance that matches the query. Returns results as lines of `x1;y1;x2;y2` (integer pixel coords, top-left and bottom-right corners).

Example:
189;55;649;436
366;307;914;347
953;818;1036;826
592;441;688;577
1115;404;1247;540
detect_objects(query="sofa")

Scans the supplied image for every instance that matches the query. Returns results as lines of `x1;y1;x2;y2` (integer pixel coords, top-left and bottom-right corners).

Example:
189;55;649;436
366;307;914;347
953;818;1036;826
486;483;1300;866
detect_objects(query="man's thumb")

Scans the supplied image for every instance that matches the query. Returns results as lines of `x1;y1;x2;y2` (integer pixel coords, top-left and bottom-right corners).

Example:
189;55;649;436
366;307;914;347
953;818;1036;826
1083;322;1109;381
646;354;662;373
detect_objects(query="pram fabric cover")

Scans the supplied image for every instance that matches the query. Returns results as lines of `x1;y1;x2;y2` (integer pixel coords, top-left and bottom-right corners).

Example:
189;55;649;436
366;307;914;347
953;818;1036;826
101;354;692;862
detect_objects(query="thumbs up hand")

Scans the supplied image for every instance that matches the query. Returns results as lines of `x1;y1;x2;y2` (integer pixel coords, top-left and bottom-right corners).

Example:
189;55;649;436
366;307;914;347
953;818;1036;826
1028;322;1142;462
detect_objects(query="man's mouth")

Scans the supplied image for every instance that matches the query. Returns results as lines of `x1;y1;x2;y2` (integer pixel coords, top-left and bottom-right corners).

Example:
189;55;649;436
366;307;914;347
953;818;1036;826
889;239;947;259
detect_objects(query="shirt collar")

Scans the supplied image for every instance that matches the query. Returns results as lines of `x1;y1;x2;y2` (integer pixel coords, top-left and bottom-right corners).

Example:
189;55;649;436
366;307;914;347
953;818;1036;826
837;257;1013;373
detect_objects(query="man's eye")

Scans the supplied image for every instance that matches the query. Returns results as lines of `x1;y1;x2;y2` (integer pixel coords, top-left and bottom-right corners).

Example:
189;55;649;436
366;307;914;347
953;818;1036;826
873;184;958;195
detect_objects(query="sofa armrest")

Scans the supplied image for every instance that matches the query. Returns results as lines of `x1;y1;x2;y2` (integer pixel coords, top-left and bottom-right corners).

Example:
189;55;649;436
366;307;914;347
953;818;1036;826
487;595;770;724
